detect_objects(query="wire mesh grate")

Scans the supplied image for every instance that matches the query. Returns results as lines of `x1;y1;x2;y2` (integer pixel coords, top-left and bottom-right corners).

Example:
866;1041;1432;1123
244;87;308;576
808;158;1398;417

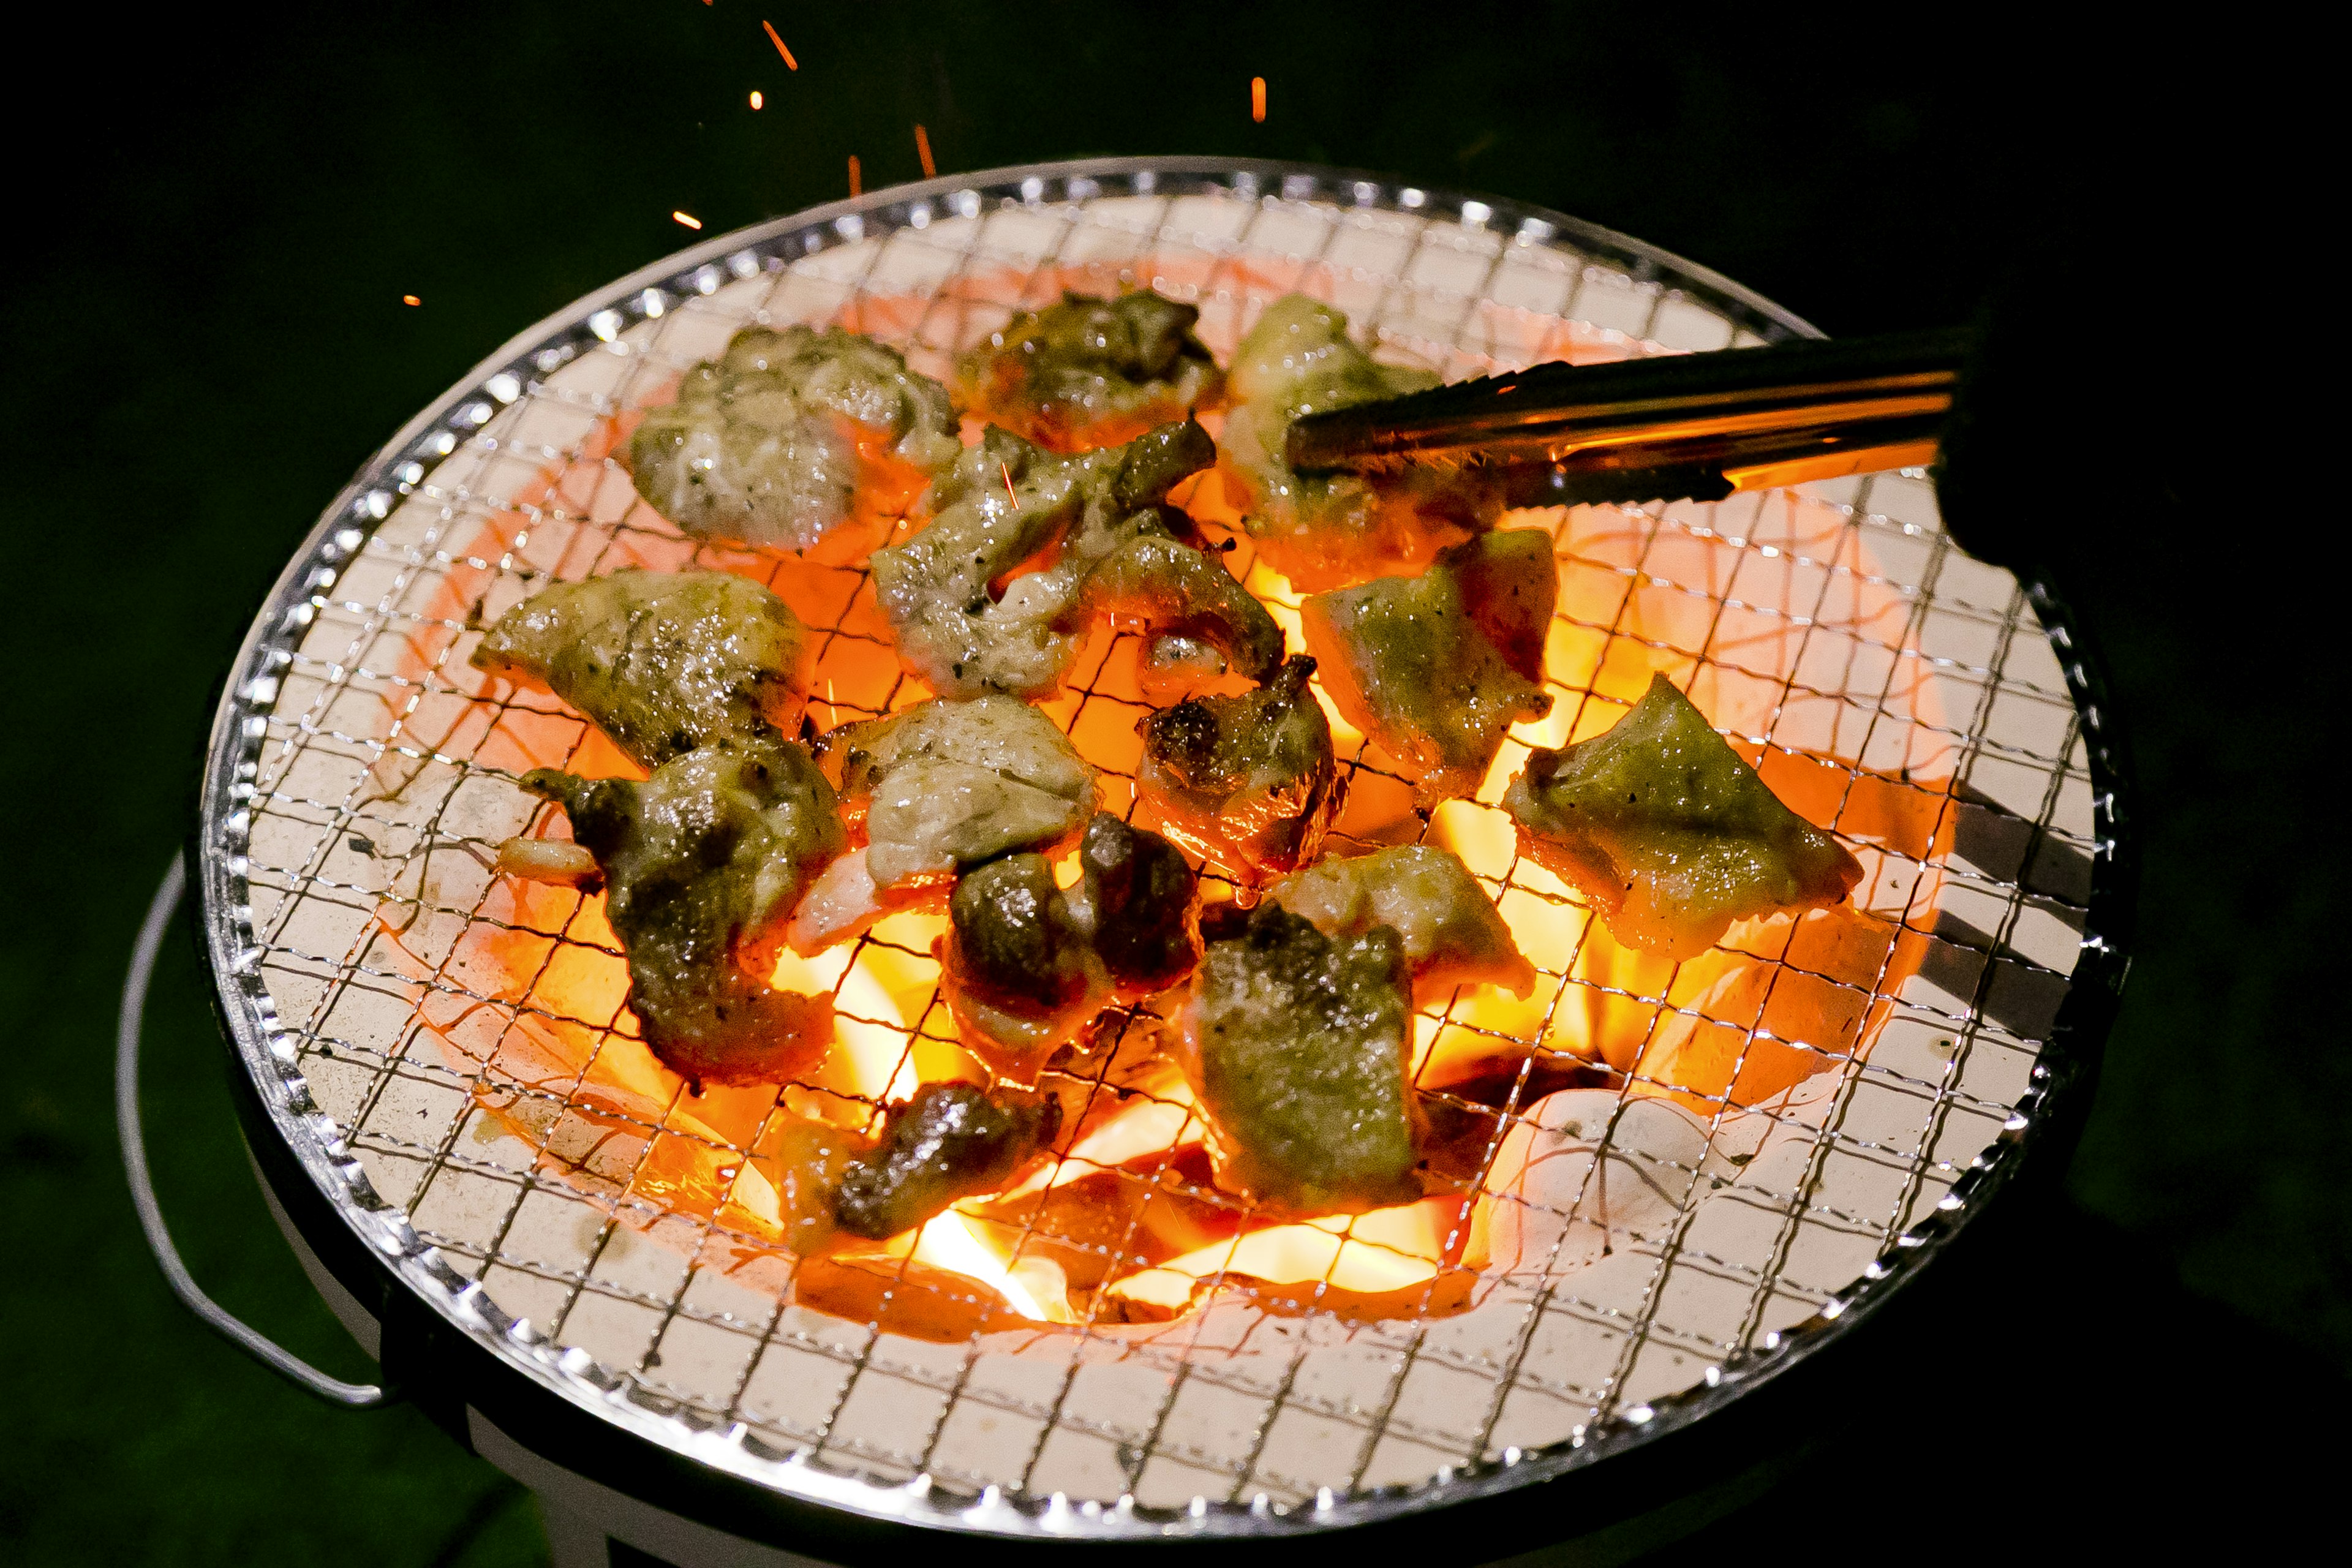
204;162;2098;1524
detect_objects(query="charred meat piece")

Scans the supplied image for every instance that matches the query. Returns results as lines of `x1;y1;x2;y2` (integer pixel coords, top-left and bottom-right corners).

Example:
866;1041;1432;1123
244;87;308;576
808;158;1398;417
938;852;1107;1085
1503;673;1864;961
1180;903;1420;1214
1072;812;1200;998
1219;294;1506;592
870;421;1280;701
1302;530;1557;805
1136;655;1342;881
516;737;846;1085
627;325;961;559
833;1082;1064;1240
788;696;1096;953
1268;843;1536;1005
470;568;814;769
937;814;1198;1084
956;289;1222;452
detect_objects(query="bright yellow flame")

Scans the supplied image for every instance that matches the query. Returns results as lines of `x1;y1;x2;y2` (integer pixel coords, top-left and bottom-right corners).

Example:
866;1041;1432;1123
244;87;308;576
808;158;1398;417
1137;1202;1446;1297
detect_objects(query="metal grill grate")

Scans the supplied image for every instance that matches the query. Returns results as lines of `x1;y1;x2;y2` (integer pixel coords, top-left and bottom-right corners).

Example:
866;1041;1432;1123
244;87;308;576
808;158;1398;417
200;159;2106;1532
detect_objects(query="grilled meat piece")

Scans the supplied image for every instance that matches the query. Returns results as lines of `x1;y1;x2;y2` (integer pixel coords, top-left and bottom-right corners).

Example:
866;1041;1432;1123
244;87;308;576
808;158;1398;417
936;814;1199;1084
788;696;1096;953
1180;903;1420;1214
1136;655;1342;881
938;852;1107;1084
517;737;846;1085
1503;673;1864;961
470;568;814;769
1072;812;1200;998
1302;529;1557;805
956;289;1222;451
832;1082;1063;1240
1268;843;1536;1005
1219;293;1506;592
627;325;961;558
870;421;1280;701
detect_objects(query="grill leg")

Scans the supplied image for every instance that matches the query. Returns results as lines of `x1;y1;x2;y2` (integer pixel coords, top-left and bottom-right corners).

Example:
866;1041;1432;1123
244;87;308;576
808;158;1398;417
539;1498;622;1568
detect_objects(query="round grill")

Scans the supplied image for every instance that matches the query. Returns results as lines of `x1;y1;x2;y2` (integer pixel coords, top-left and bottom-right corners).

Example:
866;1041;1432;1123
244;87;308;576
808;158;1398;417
192;157;2127;1550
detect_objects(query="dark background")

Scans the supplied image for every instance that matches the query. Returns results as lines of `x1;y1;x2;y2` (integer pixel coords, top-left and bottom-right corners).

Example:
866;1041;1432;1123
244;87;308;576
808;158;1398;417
2;2;2337;1562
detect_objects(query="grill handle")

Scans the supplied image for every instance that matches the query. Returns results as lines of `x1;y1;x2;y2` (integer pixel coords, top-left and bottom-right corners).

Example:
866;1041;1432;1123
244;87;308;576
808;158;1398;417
117;856;391;1409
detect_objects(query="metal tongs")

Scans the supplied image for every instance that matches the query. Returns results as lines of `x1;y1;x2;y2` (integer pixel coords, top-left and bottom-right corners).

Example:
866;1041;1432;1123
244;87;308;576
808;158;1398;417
1285;326;1972;507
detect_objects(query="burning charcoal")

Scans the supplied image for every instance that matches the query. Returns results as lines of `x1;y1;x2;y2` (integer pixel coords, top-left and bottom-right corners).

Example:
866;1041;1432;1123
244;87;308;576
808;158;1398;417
1504;673;1864;962
832;1082;1063;1241
1218;293;1507;592
956;288;1222;452
1302;529;1557;805
1073;813;1200;998
937;853;1108;1085
789;696;1096;955
516;737;845;1085
626;325;961;558
1180;903;1420;1214
1268;843;1536;1005
1136;655;1342;881
870;421;1279;701
471;568;815;769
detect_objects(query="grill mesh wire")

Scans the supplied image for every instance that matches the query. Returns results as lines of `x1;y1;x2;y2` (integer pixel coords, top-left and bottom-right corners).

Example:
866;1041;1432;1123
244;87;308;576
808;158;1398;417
221;166;2094;1517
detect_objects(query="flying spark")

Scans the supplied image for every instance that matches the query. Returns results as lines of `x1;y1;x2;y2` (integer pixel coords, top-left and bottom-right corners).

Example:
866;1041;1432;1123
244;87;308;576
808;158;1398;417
674;211;703;229
914;123;936;178
750;89;763;110
848;154;862;197
1001;462;1017;505
762;20;798;70
1251;77;1267;123
402;295;421;307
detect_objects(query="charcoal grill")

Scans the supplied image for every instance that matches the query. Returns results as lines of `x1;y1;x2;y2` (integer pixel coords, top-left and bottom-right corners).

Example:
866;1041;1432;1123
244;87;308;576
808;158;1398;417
120;157;2132;1566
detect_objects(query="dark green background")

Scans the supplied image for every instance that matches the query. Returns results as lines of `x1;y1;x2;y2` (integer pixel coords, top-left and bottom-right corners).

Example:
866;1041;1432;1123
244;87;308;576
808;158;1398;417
2;3;2335;1562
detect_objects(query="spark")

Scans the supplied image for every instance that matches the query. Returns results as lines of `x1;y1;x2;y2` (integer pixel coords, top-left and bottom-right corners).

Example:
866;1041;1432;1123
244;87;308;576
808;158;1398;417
749;89;763;110
673;211;703;230
914;123;936;179
848;154;861;197
762;20;798;70
401;295;421;307
1001;461;1017;505
1251;76;1267;123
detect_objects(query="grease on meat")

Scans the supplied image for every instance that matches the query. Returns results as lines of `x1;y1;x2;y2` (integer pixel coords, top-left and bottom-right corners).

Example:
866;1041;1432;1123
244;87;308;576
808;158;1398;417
1180;903;1420;1214
788;696;1096;954
937;813;1200;1085
628;325;961;558
1302;529;1557;805
1268;843;1536;1005
1136;655;1342;881
1503;673;1864;960
832;1082;1064;1240
517;738;846;1085
956;289;1221;451
471;568;814;769
1219;293;1506;592
870;421;1280;701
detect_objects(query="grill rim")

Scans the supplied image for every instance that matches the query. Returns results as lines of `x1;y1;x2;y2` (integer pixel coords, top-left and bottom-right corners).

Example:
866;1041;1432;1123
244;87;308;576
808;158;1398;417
190;154;2132;1552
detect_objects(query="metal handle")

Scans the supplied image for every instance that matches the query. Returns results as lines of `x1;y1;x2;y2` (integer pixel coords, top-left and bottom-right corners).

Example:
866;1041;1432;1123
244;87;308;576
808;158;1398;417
116;855;392;1409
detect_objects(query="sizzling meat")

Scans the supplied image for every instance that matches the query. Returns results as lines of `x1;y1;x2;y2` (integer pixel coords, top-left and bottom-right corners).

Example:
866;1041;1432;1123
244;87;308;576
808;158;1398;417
1302;529;1557;805
870;421;1280;701
832;1082;1063;1240
627;325;961;557
956;289;1221;451
1218;293;1506;591
1268;843;1536;1005
470;568;814;769
1504;673;1864;960
1136;655;1342;880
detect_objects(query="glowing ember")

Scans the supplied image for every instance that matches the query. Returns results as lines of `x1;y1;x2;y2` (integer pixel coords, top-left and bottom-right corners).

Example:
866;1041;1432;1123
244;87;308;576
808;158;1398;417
761;20;797;70
914;123;936;179
673;211;703;230
750;89;763;110
848;155;862;197
401;294;421;307
1251;76;1267;123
